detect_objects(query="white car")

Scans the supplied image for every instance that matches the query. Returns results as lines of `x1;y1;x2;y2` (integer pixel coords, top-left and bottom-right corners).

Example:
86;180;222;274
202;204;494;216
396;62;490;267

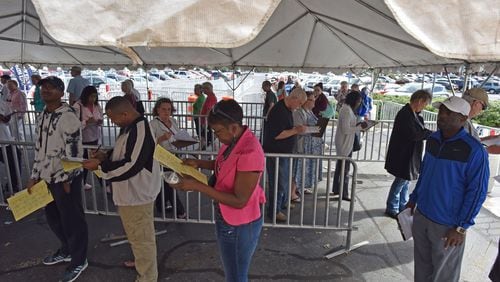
385;83;449;97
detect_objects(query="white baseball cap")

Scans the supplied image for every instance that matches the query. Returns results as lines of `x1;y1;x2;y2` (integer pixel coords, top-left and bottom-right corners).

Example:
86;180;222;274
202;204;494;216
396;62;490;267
432;96;470;117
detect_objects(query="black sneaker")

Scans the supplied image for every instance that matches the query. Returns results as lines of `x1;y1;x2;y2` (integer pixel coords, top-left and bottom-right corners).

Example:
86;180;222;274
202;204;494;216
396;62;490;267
61;260;88;282
42;250;71;265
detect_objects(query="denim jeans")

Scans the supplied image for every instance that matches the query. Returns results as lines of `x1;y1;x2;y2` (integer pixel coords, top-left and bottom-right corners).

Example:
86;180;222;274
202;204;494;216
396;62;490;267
216;216;263;282
386;177;410;215
266;157;290;215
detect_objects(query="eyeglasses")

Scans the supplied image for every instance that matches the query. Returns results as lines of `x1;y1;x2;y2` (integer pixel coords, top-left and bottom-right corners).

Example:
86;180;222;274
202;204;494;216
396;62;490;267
211;104;236;122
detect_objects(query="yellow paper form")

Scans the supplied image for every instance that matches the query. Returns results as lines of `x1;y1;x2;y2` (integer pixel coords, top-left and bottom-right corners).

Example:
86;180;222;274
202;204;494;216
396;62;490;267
61;160;82;171
62;159;103;178
153;145;208;185
7;181;54;221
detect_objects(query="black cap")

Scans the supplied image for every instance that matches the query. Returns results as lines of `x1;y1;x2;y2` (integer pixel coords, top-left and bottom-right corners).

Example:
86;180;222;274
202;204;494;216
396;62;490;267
1;74;11;80
38;76;65;92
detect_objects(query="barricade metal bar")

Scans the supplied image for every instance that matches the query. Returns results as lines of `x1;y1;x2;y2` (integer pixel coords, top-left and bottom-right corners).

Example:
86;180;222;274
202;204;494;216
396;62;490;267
336;159;345;228
1;141;367;257
1;145;14;196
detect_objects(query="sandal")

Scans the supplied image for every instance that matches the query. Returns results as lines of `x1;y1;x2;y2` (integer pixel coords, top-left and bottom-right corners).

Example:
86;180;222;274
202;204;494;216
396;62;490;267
291;196;301;203
123;260;135;268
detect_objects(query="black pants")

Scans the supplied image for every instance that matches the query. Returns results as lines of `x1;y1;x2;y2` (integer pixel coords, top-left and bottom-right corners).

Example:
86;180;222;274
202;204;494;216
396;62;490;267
200;125;213;148
82;140;99;184
332;152;352;198
193;117;201;138
0;145;22;192
45;174;88;267
155;169;185;215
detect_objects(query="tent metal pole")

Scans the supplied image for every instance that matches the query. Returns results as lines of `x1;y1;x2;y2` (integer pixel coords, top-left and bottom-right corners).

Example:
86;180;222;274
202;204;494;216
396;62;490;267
479;64;499;88
215;66;234;93
444;66;455;96
21;0;27;64
431;73;436;95
145;67;149;100
232;65;235;98
420;73;425;89
463;64;470;91
370;69;380;94
233;67;255;91
0;20;22;35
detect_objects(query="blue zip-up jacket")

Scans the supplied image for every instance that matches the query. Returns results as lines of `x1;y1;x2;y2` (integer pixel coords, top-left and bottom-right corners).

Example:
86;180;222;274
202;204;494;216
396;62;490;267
409;128;489;229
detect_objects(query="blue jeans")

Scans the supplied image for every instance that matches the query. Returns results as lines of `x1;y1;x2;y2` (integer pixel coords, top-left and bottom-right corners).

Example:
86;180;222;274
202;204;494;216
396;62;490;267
266;157;290;215
216;216;263;282
386;177;410;215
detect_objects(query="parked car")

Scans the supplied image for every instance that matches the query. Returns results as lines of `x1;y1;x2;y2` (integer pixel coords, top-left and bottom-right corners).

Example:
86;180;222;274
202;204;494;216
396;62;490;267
449;78;477;91
83;76;106;88
434;79;459;90
385;83;449;97
480;81;500;94
173;70;193;79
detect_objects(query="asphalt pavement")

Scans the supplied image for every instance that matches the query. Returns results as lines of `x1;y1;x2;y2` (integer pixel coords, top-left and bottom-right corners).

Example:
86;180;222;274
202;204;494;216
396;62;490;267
0;162;498;282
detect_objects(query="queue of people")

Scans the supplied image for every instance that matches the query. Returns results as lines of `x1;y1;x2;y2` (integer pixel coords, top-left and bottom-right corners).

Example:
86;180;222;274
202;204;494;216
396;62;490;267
1;70;498;282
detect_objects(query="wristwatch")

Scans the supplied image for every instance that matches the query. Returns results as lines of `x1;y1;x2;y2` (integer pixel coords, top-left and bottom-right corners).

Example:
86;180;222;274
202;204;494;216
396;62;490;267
455;226;466;235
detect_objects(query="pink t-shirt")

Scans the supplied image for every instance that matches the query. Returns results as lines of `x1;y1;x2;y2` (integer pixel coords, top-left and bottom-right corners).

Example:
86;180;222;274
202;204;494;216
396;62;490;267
215;127;266;225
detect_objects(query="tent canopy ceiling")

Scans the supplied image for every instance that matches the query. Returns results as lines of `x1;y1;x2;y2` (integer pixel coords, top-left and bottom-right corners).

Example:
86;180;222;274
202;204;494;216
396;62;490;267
1;0;498;70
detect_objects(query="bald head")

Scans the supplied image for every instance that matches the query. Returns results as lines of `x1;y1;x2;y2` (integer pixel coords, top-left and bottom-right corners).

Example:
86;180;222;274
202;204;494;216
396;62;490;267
105;96;140;128
285;88;307;111
288;87;307;100
105;96;135;113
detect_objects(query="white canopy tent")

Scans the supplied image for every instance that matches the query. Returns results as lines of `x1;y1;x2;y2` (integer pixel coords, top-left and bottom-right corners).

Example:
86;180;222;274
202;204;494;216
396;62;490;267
2;0;499;70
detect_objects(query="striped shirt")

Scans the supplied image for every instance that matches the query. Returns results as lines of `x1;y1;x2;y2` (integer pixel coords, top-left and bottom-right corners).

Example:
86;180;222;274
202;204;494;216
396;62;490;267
100;116;161;206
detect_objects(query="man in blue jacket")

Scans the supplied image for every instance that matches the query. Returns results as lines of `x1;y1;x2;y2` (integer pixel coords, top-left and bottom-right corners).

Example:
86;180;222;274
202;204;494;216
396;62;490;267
407;96;489;282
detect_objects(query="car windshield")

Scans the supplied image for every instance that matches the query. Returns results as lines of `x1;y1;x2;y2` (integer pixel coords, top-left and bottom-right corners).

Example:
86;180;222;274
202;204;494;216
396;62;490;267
396;84;420;93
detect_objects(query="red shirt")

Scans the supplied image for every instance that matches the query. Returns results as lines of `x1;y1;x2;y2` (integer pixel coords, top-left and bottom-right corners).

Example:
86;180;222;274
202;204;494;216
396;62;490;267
200;92;217;125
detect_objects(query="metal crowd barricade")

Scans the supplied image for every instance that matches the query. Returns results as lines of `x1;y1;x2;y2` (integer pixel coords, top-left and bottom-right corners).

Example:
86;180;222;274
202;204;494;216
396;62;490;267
0;141;366;258
378;100;438;122
13;109;441;163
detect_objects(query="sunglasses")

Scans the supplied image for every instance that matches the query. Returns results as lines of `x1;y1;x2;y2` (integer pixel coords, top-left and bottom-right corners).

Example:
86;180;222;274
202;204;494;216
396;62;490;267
211;104;236;122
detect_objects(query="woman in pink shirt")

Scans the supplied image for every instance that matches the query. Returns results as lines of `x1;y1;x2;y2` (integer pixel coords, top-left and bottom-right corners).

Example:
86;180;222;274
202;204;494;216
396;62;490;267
73;86;103;189
7;80;27;140
172;100;265;282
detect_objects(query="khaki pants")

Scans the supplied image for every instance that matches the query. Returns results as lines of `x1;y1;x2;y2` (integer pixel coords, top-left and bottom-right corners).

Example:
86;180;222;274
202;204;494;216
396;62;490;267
118;203;158;282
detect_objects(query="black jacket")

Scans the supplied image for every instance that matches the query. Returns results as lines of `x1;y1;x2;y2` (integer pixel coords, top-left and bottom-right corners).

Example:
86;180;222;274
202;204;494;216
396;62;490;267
385;104;432;180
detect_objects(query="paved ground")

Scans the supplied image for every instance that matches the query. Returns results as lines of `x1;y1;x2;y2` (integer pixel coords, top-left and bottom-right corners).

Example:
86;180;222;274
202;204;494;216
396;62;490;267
0;162;498;282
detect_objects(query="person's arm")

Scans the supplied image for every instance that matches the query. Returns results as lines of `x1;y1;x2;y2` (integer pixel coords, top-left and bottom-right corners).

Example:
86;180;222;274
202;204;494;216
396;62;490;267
28;116;43;186
175;171;260;208
397;110;432;141
183;159;215;170
150;119;171;144
264;93;275;116
60;112;83;181
67;80;76;105
275;126;305;140
338;107;361;134
176;142;264;208
406;153;428;214
315;95;328;115
456;148;489;229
